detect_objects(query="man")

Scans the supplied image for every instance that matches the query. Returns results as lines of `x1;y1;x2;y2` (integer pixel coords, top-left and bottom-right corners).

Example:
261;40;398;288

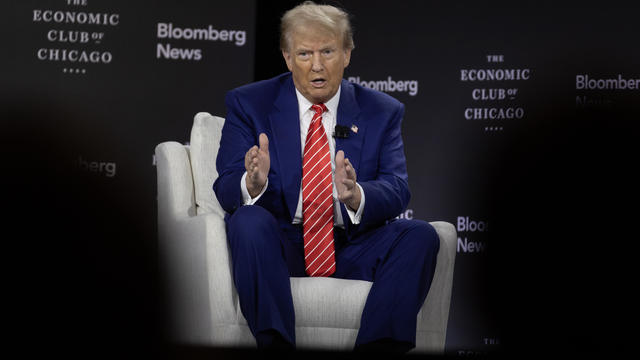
213;1;439;353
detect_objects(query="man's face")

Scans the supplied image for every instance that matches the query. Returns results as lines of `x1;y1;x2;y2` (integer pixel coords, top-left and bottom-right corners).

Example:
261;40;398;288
282;25;351;104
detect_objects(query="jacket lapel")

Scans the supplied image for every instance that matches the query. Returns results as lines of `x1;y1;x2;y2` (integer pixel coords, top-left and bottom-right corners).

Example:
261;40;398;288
269;76;302;222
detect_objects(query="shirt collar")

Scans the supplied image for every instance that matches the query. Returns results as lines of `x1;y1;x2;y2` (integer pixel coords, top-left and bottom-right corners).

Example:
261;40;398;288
295;85;341;119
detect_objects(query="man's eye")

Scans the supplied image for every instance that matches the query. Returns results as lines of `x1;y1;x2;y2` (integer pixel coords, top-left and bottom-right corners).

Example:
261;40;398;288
298;52;309;58
322;49;334;56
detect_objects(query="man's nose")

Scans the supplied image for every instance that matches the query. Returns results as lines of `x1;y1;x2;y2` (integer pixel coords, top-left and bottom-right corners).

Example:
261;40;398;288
311;53;324;72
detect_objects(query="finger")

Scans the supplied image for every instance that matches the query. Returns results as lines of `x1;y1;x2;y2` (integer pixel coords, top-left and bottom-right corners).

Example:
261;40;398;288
246;146;258;162
344;159;357;180
342;178;355;190
246;145;256;157
338;190;352;202
259;133;269;154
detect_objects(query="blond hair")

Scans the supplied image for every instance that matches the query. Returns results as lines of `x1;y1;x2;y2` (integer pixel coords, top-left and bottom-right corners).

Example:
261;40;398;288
280;1;354;51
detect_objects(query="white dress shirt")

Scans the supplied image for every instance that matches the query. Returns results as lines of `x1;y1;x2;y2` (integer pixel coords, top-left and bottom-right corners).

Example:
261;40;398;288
240;85;365;227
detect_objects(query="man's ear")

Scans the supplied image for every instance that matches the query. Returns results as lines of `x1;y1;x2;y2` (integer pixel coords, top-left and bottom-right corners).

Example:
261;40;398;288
282;49;293;71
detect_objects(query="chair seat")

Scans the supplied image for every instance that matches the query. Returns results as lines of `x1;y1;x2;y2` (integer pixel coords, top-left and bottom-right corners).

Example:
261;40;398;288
291;277;372;329
237;277;372;330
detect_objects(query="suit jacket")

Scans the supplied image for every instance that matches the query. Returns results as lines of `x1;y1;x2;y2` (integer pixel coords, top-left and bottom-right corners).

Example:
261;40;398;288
213;72;410;240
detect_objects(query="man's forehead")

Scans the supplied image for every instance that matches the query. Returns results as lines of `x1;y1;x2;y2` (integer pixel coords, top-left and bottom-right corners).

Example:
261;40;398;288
290;25;340;47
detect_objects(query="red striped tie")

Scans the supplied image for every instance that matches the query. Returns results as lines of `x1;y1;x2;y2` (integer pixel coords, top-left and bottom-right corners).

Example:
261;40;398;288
302;104;335;277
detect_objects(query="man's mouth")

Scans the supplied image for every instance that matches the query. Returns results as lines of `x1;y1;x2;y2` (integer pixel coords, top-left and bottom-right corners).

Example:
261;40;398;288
311;78;326;88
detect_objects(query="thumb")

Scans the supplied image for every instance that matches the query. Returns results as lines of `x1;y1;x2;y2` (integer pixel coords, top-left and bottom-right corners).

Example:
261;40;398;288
335;150;345;170
259;133;269;153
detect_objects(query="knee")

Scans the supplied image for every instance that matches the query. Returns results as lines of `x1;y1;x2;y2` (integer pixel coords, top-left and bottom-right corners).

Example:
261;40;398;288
229;205;277;229
227;205;280;249
401;220;440;255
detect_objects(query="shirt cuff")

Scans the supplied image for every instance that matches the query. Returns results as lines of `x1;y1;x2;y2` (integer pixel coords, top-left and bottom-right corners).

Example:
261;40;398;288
240;171;268;205
345;183;365;224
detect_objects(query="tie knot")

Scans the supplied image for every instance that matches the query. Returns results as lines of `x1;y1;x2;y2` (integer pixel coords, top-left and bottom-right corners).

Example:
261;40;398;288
311;103;327;115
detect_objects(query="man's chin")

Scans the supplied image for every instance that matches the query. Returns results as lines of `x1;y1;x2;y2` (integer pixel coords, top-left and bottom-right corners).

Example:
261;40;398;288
306;90;335;104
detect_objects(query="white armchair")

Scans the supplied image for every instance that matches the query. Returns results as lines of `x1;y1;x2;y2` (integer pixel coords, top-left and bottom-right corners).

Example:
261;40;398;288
155;112;457;353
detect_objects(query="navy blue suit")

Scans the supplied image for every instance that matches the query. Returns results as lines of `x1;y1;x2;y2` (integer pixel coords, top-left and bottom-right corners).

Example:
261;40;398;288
213;73;439;350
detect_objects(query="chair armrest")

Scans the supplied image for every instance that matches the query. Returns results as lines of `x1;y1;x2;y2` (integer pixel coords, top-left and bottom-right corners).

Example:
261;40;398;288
415;221;457;350
155;141;196;221
158;211;237;345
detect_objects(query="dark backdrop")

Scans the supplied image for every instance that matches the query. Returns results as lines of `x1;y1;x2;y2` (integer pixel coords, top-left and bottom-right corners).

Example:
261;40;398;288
2;0;638;358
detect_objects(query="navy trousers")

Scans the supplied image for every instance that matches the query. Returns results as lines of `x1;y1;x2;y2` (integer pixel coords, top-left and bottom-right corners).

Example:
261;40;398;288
226;205;440;350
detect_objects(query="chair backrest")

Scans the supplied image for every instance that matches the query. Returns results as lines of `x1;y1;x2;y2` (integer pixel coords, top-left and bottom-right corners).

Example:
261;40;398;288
190;112;225;216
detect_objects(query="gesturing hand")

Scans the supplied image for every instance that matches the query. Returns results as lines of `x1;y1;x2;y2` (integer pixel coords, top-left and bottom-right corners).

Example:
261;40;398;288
244;133;270;198
335;150;361;211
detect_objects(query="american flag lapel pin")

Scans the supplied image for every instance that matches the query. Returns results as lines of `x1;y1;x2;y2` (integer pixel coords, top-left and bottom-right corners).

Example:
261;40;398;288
351;124;358;134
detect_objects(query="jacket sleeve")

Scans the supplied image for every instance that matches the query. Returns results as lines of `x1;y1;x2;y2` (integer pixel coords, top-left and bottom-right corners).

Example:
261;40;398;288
358;102;411;226
212;90;257;215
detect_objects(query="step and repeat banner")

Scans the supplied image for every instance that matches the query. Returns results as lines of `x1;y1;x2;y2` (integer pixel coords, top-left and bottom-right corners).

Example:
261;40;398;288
338;0;638;355
2;0;255;354
4;0;253;204
2;0;637;356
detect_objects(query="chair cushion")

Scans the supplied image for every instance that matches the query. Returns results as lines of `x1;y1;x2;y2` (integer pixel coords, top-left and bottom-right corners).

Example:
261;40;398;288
190;112;225;216
291;277;372;329
237;277;372;330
